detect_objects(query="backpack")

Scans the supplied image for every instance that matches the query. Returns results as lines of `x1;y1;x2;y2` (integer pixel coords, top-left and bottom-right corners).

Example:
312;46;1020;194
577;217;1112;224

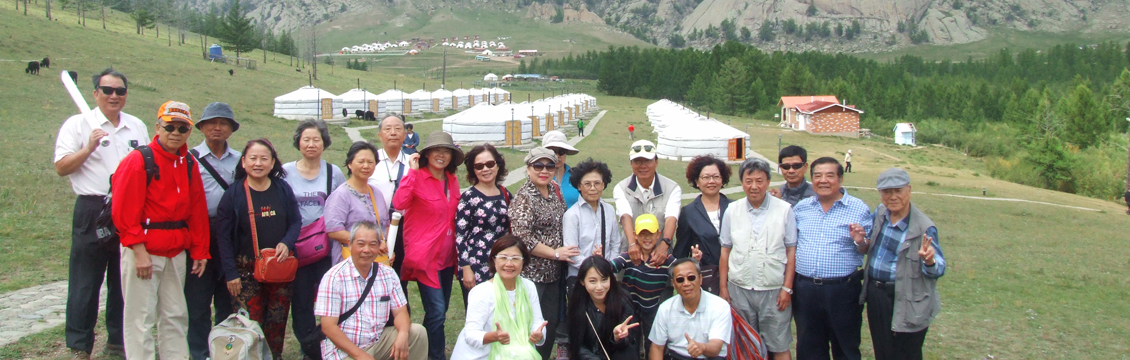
93;145;196;245
208;309;273;360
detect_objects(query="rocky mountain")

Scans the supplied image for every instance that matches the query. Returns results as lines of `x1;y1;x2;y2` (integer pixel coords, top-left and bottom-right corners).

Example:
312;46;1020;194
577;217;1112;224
181;0;1130;53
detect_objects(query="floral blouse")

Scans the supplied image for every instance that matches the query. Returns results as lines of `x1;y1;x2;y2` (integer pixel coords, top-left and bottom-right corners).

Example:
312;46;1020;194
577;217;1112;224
455;186;511;284
510;179;567;283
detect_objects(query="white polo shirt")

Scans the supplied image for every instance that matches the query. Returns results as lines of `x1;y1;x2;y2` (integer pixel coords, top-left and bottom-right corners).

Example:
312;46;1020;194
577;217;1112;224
54;108;150;196
648;290;733;358
367;148;408;209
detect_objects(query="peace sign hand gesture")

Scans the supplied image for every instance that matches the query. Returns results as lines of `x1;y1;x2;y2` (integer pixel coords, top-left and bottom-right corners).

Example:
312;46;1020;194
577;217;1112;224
690;245;702;262
613;315;640;341
918;235;936;266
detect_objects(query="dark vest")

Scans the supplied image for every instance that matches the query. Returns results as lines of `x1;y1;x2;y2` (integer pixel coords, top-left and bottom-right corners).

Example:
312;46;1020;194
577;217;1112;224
860;203;941;333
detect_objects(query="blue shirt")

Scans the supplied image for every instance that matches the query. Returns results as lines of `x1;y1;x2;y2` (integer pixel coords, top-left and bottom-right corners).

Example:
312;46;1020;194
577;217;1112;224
191;141;241;217
867;212;945;282
559;164;580;209
793;188;873;279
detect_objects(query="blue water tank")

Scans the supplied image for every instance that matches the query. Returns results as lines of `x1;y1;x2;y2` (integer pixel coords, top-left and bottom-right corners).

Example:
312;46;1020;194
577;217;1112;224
208;44;223;59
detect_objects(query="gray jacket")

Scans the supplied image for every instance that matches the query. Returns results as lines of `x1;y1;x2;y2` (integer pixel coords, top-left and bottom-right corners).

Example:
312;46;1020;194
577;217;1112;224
859;203;941;333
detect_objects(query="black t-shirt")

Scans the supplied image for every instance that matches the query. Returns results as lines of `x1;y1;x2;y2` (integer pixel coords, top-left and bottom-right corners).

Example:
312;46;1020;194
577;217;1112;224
237;181;290;259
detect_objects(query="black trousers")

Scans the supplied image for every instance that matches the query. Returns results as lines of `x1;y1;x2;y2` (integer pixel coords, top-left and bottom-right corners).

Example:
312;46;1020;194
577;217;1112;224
865;280;928;360
291;255;333;358
185;219;234;360
65;196;124;353
793;271;863;360
533;279;562;360
845;162;853;173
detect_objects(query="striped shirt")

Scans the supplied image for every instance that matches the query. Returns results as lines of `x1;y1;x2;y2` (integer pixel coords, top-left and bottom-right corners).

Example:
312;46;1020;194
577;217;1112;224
867;213;945;282
315;259;408;360
793;188;873;279
610;252;674;311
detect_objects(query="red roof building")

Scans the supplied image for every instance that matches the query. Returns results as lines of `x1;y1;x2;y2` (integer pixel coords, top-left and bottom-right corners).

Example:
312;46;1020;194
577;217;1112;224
786;99;864;137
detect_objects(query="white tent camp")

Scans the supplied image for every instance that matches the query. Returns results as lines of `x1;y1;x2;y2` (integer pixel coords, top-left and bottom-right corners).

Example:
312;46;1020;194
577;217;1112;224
338;88;380;114
442;103;532;143
451;88;472;108
469;88;486;105
484;73;498;82
374;89;408;114
489;87;510;103
408;90;432;113
432;88;454;110
273;86;341;121
646;100;750;161
894;123;917;146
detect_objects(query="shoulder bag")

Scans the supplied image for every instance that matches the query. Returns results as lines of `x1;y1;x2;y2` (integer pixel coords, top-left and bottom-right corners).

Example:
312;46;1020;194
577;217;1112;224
246;179;298;283
294;161;333;267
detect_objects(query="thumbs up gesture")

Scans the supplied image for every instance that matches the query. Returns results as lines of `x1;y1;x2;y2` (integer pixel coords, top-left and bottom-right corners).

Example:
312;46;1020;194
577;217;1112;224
529;321;549;344
918;235;936;266
613;315;640;341
684;333;704;358
493;322;510;345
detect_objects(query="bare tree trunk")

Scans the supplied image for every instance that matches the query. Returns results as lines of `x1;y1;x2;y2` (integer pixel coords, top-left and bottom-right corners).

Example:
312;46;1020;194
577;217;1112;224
101;1;105;29
168;27;171;46
1126;131;1129;193
46;0;51;20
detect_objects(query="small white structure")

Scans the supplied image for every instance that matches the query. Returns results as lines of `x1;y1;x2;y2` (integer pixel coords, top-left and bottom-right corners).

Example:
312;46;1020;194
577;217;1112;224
374;89;408;114
451;88;472;108
894;123;917;146
489;87;510;103
484;73;499;82
273;86;341;121
442;103;532;143
339;88;380;114
431;88;454;111
408;90;433;113
645;100;750;161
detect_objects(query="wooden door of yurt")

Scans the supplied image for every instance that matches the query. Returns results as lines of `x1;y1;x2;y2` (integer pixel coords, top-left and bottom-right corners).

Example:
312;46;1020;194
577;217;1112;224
574;104;581;117
567;108;574;121
403;99;412;113
557;111;565;126
728;138;746;161
368;100;378;114
505;120;522;146
505;93;510;102
452;96;459;109
321;99;334;120
469;96;475;106
529;116;541;137
546;113;555;131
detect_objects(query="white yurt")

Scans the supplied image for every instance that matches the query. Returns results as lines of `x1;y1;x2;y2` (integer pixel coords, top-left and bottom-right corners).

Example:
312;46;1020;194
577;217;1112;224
894;123;917;146
451;88;471;108
408;90;433;113
338;88;380;114
656;119;750;161
489;87;510;103
484;73;499;82
469;88;486;105
273;86;341;120
374;89;408;114
442;103;532;143
432;88;454;111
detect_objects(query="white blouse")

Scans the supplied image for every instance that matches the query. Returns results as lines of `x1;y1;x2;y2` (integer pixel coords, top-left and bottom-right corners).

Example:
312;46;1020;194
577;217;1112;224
451;278;546;360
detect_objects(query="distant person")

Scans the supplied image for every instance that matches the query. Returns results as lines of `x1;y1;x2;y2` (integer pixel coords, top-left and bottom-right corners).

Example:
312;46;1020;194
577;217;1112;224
628;124;635;140
185;102;241;360
647;259;731;360
543;130;581;208
112;101;210;359
861;168;945;360
456;144;512;308
719;158;797;360
769;145;817;206
844;150;853;173
674;155;732;295
577;119;585;137
613;140;682;267
792;157;872;360
403;122;420;155
55;68;144;360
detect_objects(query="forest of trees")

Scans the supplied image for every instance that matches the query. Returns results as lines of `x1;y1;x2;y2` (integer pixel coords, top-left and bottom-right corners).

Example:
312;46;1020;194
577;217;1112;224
538;41;1130;199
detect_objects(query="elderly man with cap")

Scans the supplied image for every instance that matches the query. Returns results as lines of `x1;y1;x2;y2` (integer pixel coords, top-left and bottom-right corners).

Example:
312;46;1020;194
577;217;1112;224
859;168;945;360
613;140;682;267
184;102;240;360
54;68;146;359
111;101;210;359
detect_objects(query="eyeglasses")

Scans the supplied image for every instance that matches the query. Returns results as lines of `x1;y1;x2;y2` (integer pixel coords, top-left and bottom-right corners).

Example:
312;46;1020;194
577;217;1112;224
473;161;497;171
580;181;604;189
529;162;557;172
674;275;698;284
631;145;654;153
779;162;806;171
162;124;191;134
494;255;524;264
698;175;722;182
98;86;127;96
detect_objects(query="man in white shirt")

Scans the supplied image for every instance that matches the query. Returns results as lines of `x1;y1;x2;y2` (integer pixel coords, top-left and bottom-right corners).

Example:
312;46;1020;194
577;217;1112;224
649;259;732;360
612;140;682;267
53;68;149;360
367;114;411;290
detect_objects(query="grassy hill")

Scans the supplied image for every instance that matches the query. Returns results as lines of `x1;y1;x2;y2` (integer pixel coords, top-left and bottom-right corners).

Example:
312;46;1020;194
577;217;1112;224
3;3;1130;359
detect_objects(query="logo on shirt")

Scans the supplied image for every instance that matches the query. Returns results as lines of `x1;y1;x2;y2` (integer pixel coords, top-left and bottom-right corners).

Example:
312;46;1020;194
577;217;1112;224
260;205;276;217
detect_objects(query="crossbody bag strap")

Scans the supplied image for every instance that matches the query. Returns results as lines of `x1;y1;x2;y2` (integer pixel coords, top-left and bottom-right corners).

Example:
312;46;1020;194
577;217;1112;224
325;160;333;199
366;186;384;238
243;179;260;259
599;202;607;254
338;266;379;325
190;149;229;190
585;312;612;360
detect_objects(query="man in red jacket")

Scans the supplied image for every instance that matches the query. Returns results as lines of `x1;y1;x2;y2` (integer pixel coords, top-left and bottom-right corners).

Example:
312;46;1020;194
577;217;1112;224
112;100;210;359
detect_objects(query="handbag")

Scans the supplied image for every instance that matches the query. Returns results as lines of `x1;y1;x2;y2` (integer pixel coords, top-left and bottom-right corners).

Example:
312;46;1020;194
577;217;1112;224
299;264;379;360
294;161;333;267
245;179;298;283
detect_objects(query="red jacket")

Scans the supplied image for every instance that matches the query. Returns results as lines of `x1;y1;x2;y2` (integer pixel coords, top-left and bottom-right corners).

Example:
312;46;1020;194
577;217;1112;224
111;137;210;260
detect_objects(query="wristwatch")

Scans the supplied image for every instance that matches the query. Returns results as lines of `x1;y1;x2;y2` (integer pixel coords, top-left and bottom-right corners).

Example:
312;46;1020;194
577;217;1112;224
782;287;793;295
661;237;673;247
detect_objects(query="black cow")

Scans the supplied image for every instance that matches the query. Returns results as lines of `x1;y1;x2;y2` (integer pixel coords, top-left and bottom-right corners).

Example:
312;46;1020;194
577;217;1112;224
25;62;39;75
365;110;375;121
68;71;78;83
355;110;364;119
40;57;50;69
228;69;234;76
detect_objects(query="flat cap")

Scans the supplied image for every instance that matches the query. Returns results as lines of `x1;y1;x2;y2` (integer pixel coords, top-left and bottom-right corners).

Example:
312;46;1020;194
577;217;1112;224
876;167;911;190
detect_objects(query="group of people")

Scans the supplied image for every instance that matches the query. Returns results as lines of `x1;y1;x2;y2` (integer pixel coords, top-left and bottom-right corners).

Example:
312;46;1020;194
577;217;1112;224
56;68;945;360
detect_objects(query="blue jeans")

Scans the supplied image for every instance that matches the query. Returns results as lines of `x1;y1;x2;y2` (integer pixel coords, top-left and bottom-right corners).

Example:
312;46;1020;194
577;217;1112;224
418;266;454;360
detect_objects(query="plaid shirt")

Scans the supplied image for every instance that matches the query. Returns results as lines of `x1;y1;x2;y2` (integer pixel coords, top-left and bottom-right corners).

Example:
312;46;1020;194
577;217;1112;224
867;213;945;282
315;259;407;360
793;188;873;279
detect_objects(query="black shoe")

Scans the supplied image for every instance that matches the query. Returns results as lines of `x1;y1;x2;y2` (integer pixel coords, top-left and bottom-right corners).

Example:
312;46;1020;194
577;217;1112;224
103;344;125;359
68;349;91;360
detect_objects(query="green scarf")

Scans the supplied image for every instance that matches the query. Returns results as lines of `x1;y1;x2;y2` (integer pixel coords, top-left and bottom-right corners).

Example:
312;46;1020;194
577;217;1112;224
489;274;541;360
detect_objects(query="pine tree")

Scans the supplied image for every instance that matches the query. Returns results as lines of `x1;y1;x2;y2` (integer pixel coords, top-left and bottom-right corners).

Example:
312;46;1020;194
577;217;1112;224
219;0;258;64
711;58;749;115
1060;82;1106;148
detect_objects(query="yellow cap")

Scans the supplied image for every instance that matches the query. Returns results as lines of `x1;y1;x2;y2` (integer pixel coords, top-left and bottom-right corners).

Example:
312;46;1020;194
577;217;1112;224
157;101;193;125
634;214;659;234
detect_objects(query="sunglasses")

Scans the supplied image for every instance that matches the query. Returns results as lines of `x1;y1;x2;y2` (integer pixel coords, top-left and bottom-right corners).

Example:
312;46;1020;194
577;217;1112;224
529;162;557;172
674;275;698;284
779;162;806;171
162;124;191;134
631;145;654;153
551;148;568;156
473;161;497;171
98;86;128;96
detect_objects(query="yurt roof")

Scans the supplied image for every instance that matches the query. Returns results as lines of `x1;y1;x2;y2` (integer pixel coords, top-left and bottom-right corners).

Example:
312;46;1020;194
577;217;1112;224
408;89;432;100
490;87;510;94
660;119;747;140
469;88;484;95
274;86;339;102
432;88;454;97
451;88;471;96
338;88;380;101
374;89;408;100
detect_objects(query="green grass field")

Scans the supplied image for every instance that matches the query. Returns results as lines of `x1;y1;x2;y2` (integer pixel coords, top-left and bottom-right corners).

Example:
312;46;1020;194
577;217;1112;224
3;3;1130;359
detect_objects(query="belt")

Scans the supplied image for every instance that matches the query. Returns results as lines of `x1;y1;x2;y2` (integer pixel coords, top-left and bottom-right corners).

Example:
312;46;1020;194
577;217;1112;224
77;195;106;201
141;220;188;230
870;279;894;290
796;274;853;285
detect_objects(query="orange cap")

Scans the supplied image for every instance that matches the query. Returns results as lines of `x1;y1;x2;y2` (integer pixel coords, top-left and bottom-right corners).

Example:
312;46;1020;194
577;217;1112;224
157;101;193;125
